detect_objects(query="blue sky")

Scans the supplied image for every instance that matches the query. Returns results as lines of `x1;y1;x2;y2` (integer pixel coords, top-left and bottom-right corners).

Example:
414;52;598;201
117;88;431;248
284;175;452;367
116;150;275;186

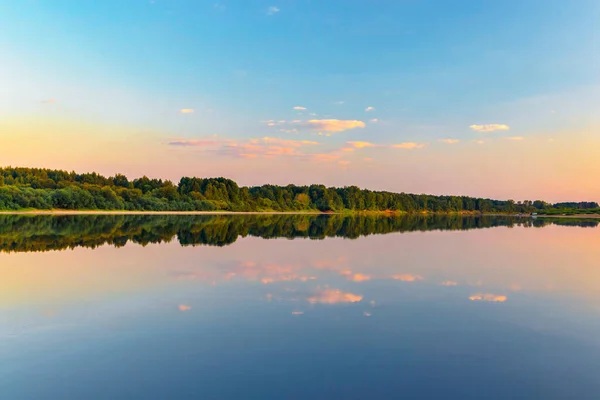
1;0;599;200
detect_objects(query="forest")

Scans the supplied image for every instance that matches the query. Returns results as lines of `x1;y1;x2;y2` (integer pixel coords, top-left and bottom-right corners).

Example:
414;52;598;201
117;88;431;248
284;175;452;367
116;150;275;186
1;214;595;253
0;167;598;214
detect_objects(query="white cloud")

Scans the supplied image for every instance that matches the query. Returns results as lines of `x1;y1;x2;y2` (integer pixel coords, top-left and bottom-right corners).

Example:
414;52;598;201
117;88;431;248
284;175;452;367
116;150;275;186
469;124;510;133
469;293;507;302
267;6;280;15
441;281;458;286
365;106;375;112
304;119;366;132
391;142;427;150
293;106;307;110
180;108;194;114
370;118;379;123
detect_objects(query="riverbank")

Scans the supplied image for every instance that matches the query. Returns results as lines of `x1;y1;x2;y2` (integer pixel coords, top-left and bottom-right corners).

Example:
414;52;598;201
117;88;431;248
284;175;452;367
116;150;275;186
1;210;598;218
0;210;326;216
537;214;600;219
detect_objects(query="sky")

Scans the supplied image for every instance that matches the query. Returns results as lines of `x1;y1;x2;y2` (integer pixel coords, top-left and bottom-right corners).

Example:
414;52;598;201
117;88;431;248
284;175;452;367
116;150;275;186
1;0;599;202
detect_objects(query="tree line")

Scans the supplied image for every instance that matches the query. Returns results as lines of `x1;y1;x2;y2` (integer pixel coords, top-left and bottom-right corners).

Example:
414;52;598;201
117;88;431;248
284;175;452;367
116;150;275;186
0;214;595;253
0;167;598;213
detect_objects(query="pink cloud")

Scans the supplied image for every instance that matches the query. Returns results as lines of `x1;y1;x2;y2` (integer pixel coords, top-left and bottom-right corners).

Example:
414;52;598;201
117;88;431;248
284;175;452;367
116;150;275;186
469;293;507;302
391;142;427;150
169;139;221;147
305;119;366;132
347;141;378;149
349;273;371;282
441;281;458;286
392;274;423;282
439;138;460;144
307;289;363;304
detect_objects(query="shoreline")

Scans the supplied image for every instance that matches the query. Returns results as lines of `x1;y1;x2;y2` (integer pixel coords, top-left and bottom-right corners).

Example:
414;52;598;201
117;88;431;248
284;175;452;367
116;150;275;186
0;210;325;216
536;214;600;219
0;210;598;218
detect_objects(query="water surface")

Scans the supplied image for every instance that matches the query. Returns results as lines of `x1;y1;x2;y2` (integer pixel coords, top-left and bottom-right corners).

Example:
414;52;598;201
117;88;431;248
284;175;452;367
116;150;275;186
1;215;599;399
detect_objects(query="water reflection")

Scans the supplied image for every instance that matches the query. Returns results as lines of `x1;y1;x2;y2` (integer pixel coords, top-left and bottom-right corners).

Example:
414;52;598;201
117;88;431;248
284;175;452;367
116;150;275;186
0;213;597;253
1;215;599;399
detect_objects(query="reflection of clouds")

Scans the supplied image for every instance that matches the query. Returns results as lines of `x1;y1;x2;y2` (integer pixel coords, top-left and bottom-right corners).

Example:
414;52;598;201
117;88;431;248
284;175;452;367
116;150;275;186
392;274;423;282
308;289;363;304
179;304;192;311
441;281;458;286
313;257;348;269
240;261;257;268
469;293;507;302
172;260;318;286
349;273;371;282
363;311;372;317
313;258;372;282
509;283;522;291
170;271;205;280
291;311;304;315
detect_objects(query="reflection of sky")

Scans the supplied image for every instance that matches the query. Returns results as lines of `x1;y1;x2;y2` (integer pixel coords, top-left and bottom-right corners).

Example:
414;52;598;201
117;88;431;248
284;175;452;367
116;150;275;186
1;224;600;398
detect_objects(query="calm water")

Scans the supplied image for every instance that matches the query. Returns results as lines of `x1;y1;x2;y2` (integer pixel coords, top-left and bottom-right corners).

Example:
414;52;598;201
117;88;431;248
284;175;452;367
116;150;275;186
1;215;599;399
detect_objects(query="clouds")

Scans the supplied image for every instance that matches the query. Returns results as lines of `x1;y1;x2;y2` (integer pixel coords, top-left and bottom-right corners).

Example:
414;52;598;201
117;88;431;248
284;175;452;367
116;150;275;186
365;106;375;112
178;304;192;311
391;142;427;150
169;136;320;159
169;139;220;147
505;136;525;141
259;137;318;147
469;293;507;302
305;119;366;132
265;119;366;133
41;99;57;104
307;289;363;304
347;141;378;149
439;138;460;144
266;6;280;15
180;108;195;114
348;273;371;282
293;106;306;110
441;281;458;286
392;274;423;282
469;124;510;133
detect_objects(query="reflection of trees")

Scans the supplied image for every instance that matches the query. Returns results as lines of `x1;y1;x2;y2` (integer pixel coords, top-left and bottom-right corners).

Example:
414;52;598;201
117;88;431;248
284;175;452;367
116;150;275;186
0;214;596;253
